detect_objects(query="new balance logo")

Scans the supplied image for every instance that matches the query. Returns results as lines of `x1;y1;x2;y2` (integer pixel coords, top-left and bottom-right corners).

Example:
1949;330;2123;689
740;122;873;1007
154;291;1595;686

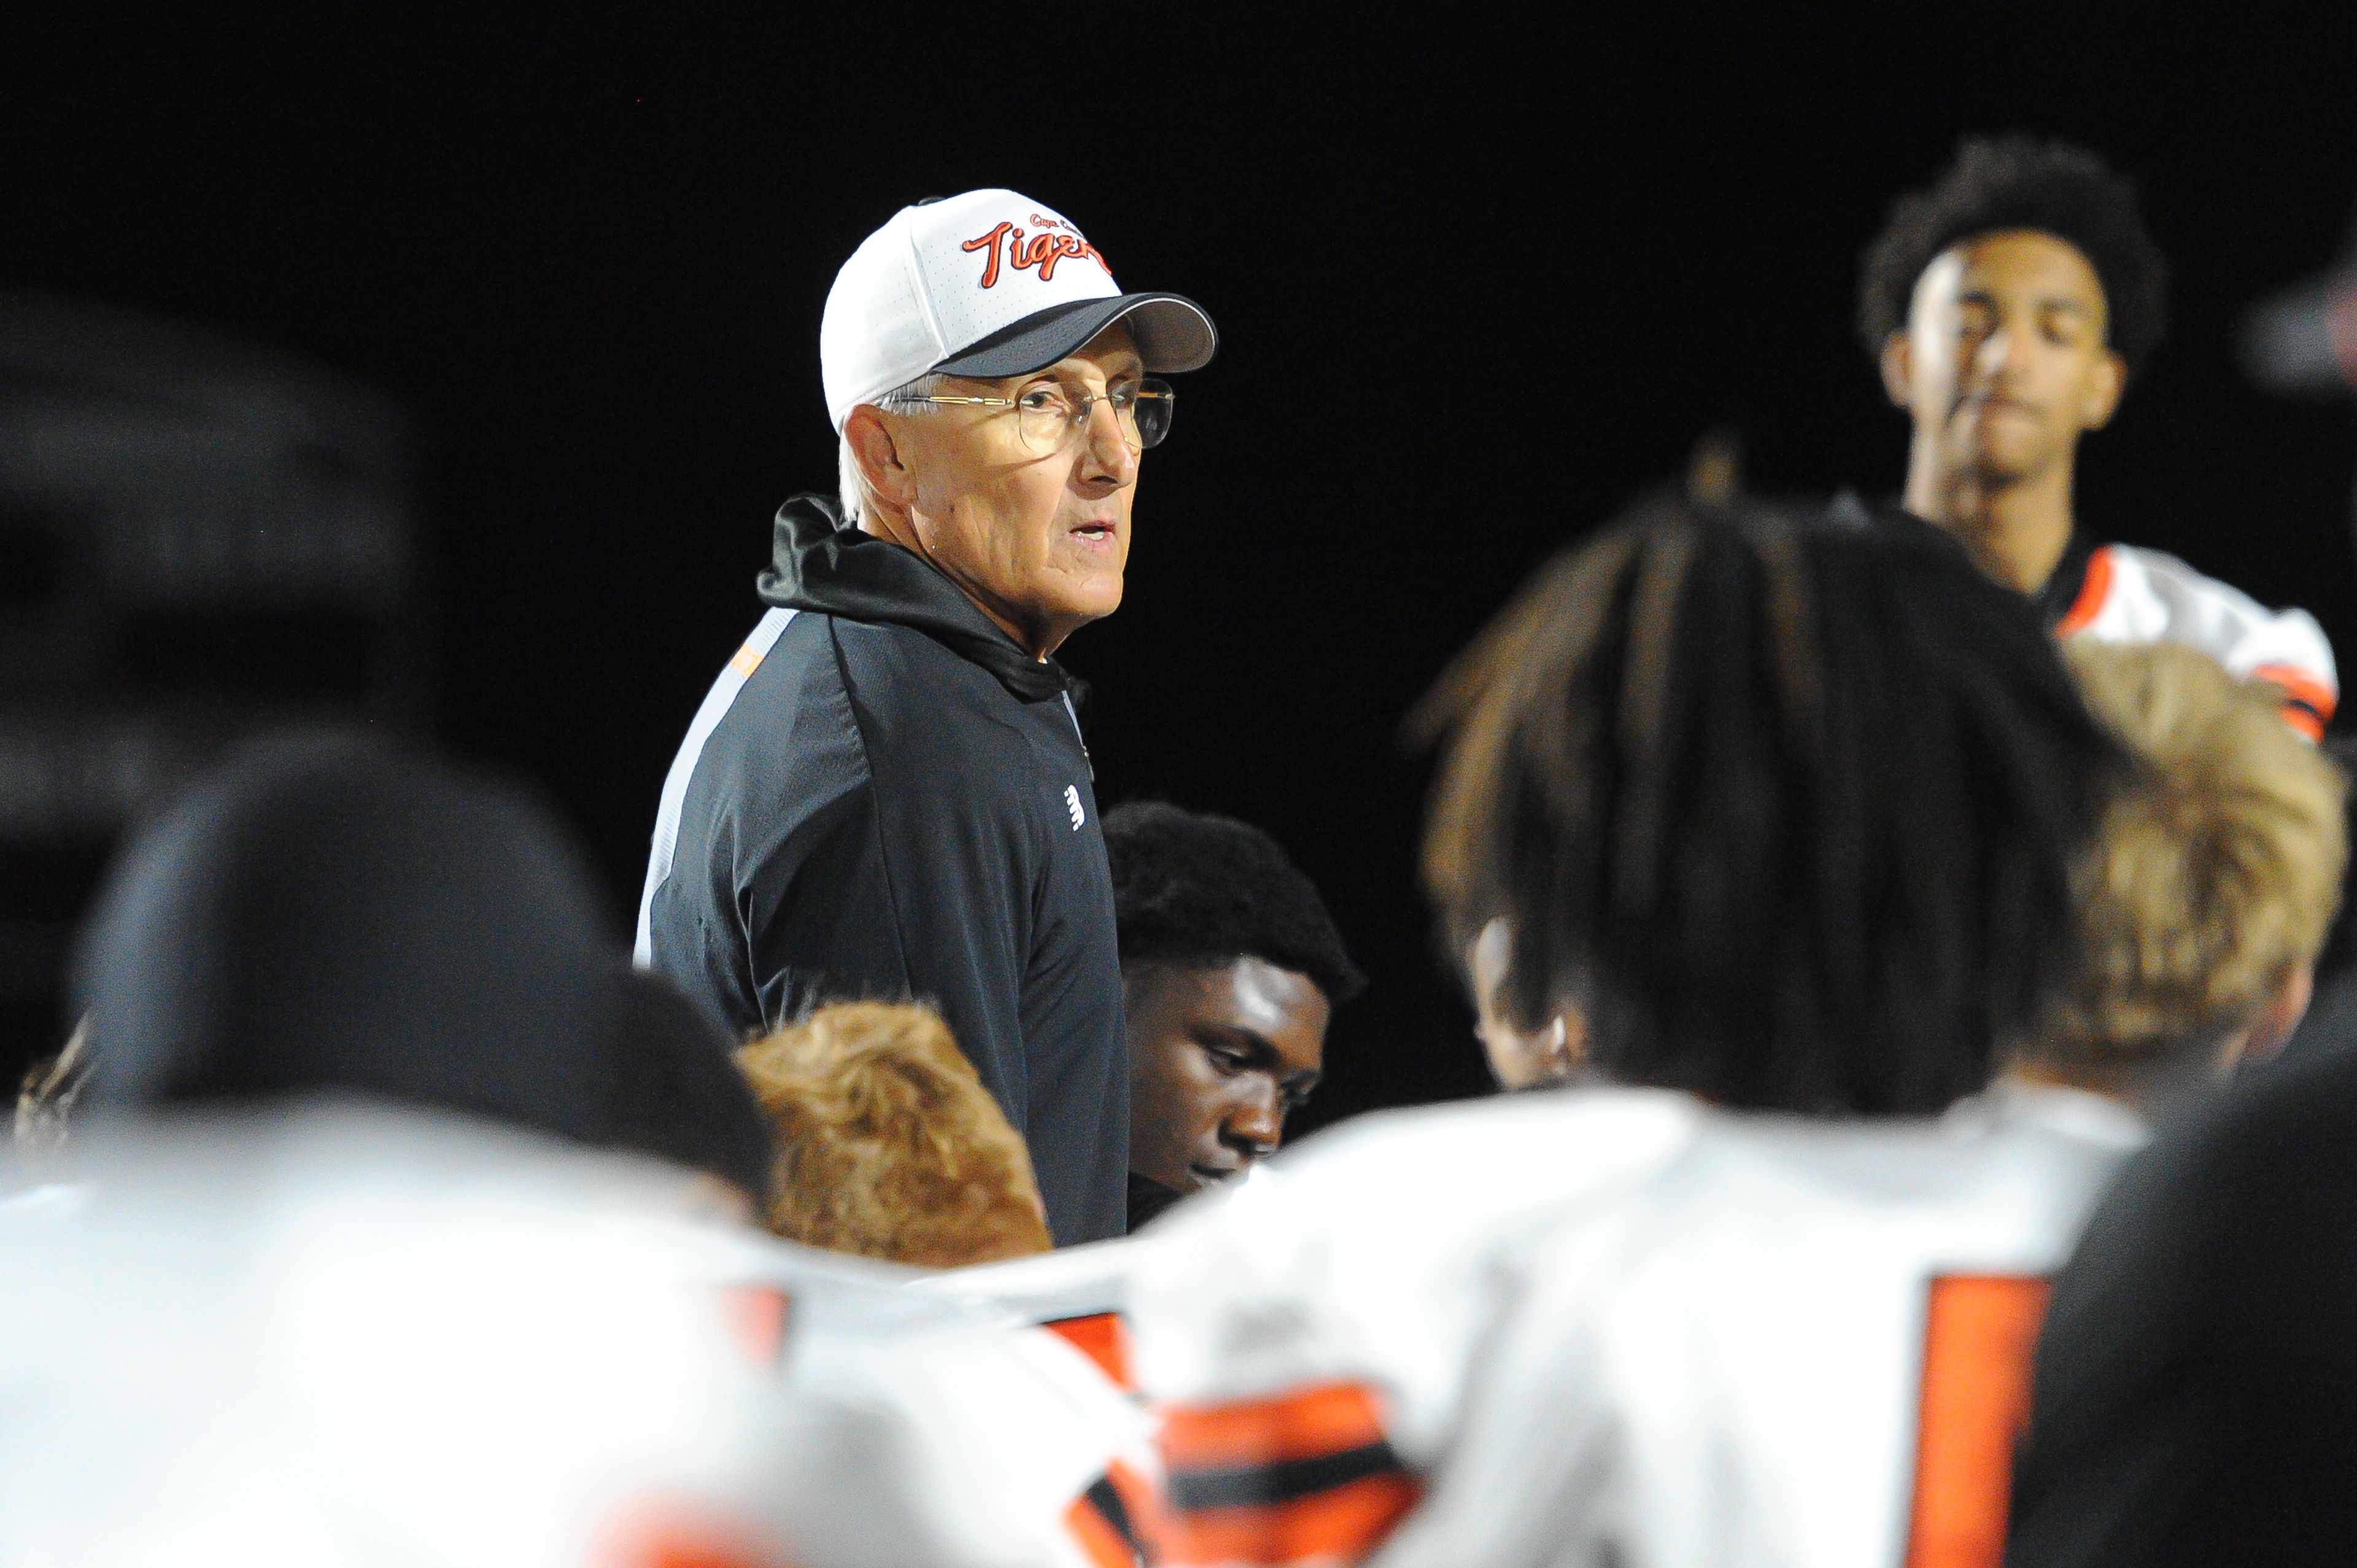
1064;785;1086;832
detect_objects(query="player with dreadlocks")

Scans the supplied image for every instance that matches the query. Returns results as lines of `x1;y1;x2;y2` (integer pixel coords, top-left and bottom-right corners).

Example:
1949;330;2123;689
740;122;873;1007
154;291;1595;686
1862;135;2336;737
1123;495;2135;1567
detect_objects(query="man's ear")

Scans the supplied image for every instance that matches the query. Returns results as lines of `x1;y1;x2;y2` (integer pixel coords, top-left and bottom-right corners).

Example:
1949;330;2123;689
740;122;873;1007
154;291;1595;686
2235;962;2316;1069
2081;349;2127;433
1879;332;1916;411
843;407;916;512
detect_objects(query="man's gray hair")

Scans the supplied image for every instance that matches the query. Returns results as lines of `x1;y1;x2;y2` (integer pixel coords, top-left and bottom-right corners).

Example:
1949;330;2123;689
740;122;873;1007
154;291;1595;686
837;372;945;527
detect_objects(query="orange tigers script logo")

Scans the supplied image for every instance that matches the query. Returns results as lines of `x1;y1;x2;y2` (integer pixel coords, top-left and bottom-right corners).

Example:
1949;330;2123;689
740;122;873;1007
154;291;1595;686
962;219;1113;288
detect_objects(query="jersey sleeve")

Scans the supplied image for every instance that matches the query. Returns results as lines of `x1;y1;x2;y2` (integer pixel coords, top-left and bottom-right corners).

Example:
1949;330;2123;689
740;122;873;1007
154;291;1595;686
1125;1094;1699;1567
760;1305;1156;1568
2069;545;2339;738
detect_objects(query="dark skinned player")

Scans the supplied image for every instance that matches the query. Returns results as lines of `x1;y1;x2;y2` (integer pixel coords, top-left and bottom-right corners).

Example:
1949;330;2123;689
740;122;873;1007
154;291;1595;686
1101;802;1363;1230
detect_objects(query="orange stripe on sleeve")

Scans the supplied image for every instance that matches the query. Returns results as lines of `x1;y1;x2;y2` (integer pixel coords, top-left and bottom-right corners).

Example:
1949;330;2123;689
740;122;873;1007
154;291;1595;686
2051;545;2115;638
1065;1493;1139;1568
727;641;766;678
2250;662;2337;738
1064;1462;1153;1568
1043;1311;1135;1391
1150;1473;1420;1567
1158;1382;1391;1470
1153;1383;1420;1566
722;1286;791;1366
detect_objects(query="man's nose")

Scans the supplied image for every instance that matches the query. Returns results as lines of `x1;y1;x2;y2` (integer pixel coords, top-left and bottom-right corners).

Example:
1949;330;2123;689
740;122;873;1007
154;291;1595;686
1223;1081;1284;1157
1074;400;1139;488
1971;326;2018;378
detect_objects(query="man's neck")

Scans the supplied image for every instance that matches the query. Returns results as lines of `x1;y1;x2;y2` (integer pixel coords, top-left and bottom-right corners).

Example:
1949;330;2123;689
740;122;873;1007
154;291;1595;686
859;511;1058;662
2005;1047;2228;1130
1903;442;2077;595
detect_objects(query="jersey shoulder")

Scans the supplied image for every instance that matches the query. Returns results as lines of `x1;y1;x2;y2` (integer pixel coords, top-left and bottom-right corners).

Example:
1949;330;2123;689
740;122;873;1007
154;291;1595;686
2072;543;2337;729
1129;1089;1706;1418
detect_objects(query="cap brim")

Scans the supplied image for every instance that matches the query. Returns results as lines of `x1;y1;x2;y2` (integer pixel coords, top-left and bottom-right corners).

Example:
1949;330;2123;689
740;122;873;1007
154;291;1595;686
932;293;1217;380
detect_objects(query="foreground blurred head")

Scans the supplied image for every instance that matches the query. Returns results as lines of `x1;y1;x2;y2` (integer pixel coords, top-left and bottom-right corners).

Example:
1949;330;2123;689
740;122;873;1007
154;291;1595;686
73;735;613;1141
1415;496;2126;1115
2025;641;2346;1100
737;1002;1051;1267
594;967;775;1208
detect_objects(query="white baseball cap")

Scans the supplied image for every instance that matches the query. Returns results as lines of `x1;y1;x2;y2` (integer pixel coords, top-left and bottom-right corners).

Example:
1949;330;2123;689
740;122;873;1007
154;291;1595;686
819;188;1217;430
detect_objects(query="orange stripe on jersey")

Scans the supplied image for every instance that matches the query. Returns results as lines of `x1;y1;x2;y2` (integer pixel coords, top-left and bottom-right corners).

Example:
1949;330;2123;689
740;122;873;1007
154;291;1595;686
1159;1381;1390;1470
1044;1310;1134;1391
1064;1462;1153;1567
1066;1494;1136;1567
1155;1383;1419;1566
1904;1273;2052;1568
722;1285;791;1366
1150;1472;1420;1567
727;641;766;678
604;1510;778;1568
2051;544;2115;638
2250;662;2337;739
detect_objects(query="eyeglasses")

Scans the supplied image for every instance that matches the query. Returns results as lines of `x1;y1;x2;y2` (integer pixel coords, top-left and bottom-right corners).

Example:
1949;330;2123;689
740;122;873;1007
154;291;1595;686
885;377;1175;456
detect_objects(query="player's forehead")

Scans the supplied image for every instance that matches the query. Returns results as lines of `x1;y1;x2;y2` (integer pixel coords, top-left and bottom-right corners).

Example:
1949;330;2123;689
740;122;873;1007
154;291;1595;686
1923;230;2108;316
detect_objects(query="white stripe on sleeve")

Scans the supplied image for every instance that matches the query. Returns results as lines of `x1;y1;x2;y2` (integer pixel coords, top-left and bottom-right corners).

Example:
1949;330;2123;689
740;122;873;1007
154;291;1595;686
633;608;797;967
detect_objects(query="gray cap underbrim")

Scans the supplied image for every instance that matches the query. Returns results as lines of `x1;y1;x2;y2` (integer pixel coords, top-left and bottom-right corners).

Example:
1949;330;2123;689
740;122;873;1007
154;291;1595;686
932;292;1217;379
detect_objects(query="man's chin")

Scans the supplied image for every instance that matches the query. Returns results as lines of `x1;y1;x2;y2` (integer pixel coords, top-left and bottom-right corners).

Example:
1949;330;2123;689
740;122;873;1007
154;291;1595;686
1028;582;1124;636
1957;443;2051;488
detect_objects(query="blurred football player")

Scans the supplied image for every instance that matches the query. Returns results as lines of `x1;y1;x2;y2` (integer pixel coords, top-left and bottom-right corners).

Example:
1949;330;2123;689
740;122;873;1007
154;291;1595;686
0;736;800;1567
2014;641;2345;1116
5;736;1145;1568
1102;801;1363;1229
733;1003;1164;1562
1862;136;2337;736
1126;497;2131;1567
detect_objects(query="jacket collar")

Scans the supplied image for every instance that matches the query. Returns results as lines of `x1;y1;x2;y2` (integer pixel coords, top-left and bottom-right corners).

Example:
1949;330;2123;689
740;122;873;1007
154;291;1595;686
756;494;1075;703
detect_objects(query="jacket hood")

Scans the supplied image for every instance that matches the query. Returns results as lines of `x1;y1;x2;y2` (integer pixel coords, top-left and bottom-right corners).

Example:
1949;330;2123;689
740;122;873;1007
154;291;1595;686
756;494;1074;703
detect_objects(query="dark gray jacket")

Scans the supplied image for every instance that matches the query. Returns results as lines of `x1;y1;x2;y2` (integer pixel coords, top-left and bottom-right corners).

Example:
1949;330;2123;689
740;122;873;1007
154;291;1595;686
637;495;1126;1243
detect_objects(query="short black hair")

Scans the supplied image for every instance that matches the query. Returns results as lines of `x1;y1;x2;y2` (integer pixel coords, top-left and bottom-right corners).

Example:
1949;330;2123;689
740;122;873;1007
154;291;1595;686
594;967;775;1203
1414;494;2127;1116
1858;135;2168;379
1102;801;1366;1005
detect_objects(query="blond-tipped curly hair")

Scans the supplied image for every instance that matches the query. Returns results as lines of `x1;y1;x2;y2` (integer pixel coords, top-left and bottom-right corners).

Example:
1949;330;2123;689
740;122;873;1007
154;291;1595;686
2037;641;2347;1066
736;1002;1051;1267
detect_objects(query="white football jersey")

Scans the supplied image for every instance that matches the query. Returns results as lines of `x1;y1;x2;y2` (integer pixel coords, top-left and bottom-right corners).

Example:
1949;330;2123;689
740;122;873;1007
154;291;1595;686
747;1235;1160;1568
1127;1082;2145;1568
2055;542;2337;737
0;1104;799;1568
0;1105;1156;1568
913;1235;1152;1391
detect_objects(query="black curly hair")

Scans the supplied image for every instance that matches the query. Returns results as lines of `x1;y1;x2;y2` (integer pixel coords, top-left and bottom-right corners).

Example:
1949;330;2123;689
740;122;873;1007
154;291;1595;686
1412;494;2127;1116
1103;801;1366;1005
1858;135;2168;379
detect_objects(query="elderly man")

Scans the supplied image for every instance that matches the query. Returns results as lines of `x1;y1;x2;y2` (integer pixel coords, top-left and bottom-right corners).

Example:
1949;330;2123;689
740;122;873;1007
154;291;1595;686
636;190;1214;1245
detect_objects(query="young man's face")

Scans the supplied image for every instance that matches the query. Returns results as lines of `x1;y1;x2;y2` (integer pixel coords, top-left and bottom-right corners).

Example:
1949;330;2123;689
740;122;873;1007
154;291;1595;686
1467;919;1584;1091
1883;230;2125;489
1125;957;1329;1195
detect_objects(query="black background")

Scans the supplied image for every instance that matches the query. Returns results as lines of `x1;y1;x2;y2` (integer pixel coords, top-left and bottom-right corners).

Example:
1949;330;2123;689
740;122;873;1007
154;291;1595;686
7;9;2356;1132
